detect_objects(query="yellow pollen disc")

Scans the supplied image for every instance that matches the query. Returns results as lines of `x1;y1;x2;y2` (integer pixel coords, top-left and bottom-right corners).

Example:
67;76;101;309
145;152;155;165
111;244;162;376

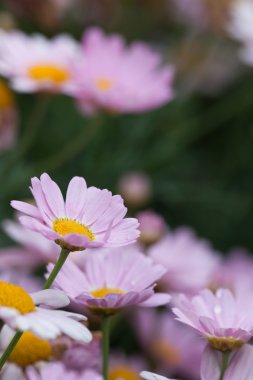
0;281;35;314
9;332;52;367
95;78;112;91
91;288;125;298
53;218;95;240
109;366;140;380
0;80;14;108
151;339;181;366
207;336;245;352
28;64;70;84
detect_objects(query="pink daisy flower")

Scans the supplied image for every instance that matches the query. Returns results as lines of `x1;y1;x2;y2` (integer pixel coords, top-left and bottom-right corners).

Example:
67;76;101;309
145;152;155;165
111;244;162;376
148;227;219;294
173;288;253;352
0;281;92;342
26;363;103;380
47;247;170;315
71;27;175;115
137;210;167;246
0;30;80;93
11;173;139;251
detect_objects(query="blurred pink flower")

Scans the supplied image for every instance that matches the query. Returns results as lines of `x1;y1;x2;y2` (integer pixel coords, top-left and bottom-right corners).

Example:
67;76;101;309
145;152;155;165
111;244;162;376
11;173;140;251
71;27;175;115
227;0;253;65
173;288;253;351
201;344;253;380
137;210;167;245
148;227;219;294
134;309;204;379
26;363;103;380
118;172;152;208
0;219;60;268
47;247;170;315
0;30;80;93
0;270;42;292
62;333;101;371
110;352;146;380
0;79;17;152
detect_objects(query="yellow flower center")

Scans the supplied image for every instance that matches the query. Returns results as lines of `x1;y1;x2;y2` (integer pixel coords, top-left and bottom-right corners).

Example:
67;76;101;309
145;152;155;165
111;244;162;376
109;366;140;380
9;332;52;367
151;339;181;366
95;78;112;91
53;218;95;240
91;288;125;298
0;281;35;314
28;64;70;84
0;80;14;108
207;336;245;352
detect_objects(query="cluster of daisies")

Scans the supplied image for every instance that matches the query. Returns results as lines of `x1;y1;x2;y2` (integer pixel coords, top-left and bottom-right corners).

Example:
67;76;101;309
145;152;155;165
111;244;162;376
0;173;252;380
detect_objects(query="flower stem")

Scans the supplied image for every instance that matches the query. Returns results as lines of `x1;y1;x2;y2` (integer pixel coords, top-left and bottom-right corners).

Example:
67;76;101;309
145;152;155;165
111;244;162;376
0;248;70;371
219;351;230;380
102;316;111;380
0;331;22;370
43;248;70;289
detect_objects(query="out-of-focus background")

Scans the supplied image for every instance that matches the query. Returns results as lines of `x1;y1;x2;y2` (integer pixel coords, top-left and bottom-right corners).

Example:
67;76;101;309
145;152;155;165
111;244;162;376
0;0;253;252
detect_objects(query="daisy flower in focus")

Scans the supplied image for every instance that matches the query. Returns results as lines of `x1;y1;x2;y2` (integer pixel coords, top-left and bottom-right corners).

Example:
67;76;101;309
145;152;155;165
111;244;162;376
0;281;92;342
71;27;175;115
26;363;103;380
0;30;80;93
47;247;170;315
173;288;253;351
0;79;17;152
11;173;139;251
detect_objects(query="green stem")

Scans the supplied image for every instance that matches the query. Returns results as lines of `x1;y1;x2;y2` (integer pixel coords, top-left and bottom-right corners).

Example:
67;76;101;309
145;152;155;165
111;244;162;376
0;332;22;370
0;248;70;371
102;316;111;380
219;351;230;380
43;248;69;289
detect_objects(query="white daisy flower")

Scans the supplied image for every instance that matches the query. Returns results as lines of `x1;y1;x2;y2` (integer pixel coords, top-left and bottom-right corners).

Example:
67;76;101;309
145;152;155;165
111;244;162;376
0;281;92;343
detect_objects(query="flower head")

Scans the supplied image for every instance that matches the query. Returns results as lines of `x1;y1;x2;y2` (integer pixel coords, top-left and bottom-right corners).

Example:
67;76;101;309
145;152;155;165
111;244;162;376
47;247;170;315
71;27;174;115
137;210;167;246
0;30;80;93
148;227;219;293
0;281;92;343
173;288;253;351
110;353;146;380
11;173;139;251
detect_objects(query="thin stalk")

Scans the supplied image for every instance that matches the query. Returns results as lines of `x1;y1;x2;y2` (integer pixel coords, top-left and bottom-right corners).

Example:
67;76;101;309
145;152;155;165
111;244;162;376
0;248;70;371
102;316;111;380
43;248;69;289
219;351;230;380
